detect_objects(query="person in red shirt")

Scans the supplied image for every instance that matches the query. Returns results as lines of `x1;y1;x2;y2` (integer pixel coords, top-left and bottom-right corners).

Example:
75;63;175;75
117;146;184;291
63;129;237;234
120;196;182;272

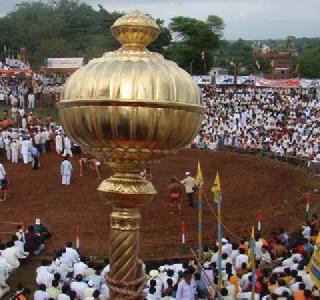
168;177;182;215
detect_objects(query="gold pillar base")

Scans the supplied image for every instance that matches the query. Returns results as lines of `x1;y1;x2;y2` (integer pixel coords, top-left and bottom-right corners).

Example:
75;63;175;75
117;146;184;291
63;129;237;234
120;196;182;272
99;172;156;299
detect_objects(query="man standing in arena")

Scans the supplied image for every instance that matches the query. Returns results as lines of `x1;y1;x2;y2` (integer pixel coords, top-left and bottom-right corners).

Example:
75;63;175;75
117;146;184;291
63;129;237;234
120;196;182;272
168;177;182;215
60;155;73;185
180;172;196;208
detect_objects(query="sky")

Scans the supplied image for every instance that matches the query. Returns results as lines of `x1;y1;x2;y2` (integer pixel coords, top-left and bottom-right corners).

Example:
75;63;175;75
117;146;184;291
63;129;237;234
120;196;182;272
0;0;320;40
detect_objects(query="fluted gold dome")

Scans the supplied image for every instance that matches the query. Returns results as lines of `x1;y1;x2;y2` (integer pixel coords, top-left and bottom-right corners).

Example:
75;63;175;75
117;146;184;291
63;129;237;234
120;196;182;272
58;10;204;171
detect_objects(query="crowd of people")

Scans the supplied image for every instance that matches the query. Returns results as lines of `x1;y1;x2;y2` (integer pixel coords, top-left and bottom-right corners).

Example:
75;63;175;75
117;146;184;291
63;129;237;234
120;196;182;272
0;219;51;298
30;241;111;300
194;86;320;163
11;215;315;300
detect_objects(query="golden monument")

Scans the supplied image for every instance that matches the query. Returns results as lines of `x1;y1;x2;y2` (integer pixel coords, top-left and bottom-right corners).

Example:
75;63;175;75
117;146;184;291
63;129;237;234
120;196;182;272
57;10;204;299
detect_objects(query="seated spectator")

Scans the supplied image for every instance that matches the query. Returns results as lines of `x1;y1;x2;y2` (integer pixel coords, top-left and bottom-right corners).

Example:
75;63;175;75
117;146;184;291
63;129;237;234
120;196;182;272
34;218;52;241
25;226;45;255
34;284;50;300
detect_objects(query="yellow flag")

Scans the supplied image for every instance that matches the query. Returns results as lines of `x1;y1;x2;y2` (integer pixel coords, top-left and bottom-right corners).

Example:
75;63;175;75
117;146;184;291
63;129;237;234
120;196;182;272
308;232;320;288
195;161;204;186
230;61;235;67
211;172;221;194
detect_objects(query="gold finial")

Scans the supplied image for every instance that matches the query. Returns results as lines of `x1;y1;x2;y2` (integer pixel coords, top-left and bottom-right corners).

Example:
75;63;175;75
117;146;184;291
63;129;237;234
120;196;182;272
111;10;160;51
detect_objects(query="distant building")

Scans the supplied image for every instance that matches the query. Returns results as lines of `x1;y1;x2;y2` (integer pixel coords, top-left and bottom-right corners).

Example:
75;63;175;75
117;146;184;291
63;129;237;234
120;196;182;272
256;51;292;79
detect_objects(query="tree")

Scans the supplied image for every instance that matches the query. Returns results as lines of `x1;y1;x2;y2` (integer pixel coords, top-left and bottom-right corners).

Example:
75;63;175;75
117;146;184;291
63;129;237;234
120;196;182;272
166;16;223;74
0;0;170;69
206;15;225;38
296;45;320;78
148;19;172;54
215;39;256;75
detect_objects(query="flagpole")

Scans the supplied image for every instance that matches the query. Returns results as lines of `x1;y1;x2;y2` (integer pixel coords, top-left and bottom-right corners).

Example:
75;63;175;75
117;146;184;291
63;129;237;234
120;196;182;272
217;192;223;291
197;186;203;255
250;226;256;300
195;161;204;256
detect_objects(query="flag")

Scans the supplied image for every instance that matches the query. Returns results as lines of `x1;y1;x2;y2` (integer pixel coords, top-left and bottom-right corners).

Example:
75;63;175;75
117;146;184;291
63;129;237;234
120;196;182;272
195;161;204;187
230;61;235;67
200;50;205;61
211;172;221;193
308;232;320;288
256;60;261;70
212;172;221;203
3;45;6;54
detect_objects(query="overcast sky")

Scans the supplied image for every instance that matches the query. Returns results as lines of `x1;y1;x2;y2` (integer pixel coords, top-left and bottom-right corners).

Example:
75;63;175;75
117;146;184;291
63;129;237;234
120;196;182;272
1;0;320;40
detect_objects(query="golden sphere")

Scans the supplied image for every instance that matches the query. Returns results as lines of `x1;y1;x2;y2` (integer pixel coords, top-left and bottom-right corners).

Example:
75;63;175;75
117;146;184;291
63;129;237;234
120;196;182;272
57;10;205;172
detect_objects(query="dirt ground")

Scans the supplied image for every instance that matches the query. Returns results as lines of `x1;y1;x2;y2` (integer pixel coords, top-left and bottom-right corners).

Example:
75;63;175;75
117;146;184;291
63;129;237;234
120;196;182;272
0;149;319;260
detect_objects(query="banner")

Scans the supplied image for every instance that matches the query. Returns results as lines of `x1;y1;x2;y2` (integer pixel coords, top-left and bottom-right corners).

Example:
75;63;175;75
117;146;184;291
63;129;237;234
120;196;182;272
5;58;29;69
0;70;33;77
47;58;83;69
300;79;320;88
192;75;212;85
255;77;300;88
237;75;256;85
216;75;234;85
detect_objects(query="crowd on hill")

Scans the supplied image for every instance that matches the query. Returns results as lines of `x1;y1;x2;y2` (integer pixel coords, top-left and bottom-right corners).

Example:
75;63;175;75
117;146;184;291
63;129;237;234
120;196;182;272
194;86;320;163
0;219;51;298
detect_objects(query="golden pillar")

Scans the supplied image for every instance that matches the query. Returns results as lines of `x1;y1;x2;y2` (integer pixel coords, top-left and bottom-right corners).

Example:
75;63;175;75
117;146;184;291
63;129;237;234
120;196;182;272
57;10;204;299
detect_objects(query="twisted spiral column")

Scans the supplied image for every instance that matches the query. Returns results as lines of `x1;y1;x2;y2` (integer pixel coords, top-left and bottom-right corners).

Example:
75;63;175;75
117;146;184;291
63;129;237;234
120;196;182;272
98;173;156;300
109;207;140;299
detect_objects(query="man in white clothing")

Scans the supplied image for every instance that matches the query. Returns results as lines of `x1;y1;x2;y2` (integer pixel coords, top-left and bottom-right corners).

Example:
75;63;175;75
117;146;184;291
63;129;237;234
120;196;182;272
176;271;197;300
61;156;73;185
28;92;35;109
70;274;87;299
63;136;72;157
65;241;80;264
180;172;196;208
55;132;63;154
34;284;49;300
21;137;30;164
10;139;19;163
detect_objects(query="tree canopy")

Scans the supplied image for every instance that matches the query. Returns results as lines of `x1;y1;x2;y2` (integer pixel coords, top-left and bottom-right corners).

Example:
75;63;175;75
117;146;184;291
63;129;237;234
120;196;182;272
0;0;172;69
166;15;224;75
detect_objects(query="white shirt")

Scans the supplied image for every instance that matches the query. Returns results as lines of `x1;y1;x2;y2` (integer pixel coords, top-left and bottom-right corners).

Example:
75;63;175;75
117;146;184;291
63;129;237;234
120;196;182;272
73;261;88;277
235;254;248;269
176;279;197;300
36;266;54;287
34;290;50;300
70;281;87;299
57;294;70;300
65;247;79;264
0;164;6;180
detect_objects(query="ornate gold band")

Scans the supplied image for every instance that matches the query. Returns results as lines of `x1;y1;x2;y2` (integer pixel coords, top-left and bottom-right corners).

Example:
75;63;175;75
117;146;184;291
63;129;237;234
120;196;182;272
111;208;141;231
